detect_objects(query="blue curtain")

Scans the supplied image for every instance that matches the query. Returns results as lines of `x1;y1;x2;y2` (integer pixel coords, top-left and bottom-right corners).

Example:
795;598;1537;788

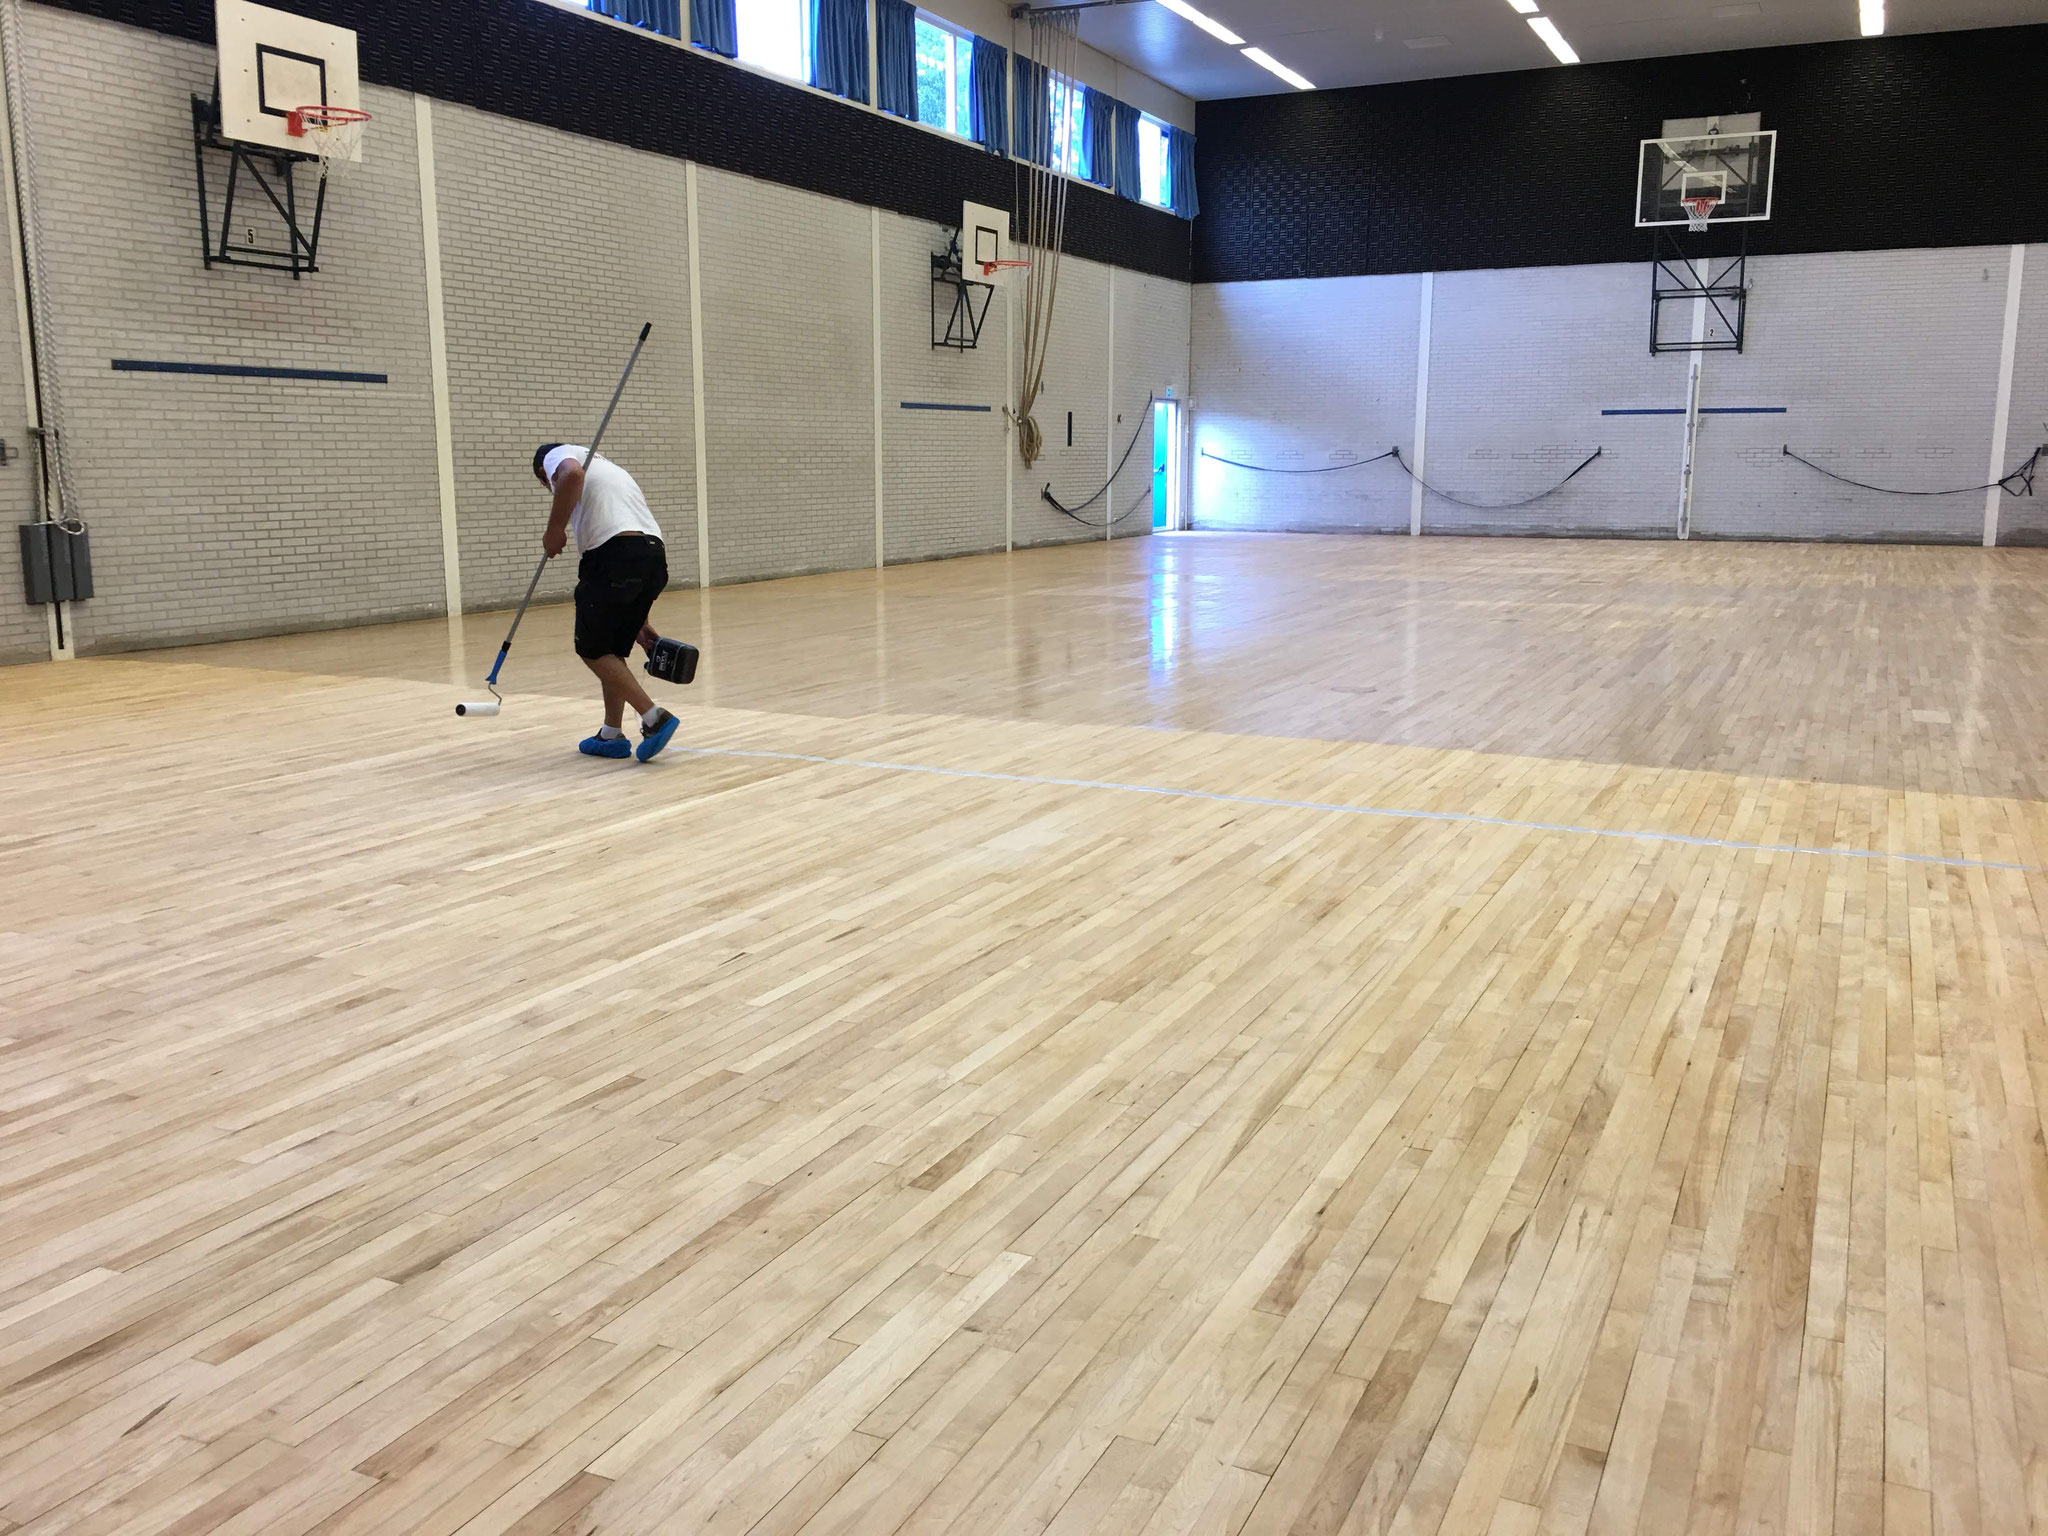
1111;98;1141;200
810;0;869;103
876;0;915;119
1168;126;1199;219
690;0;735;55
1082;87;1115;187
588;0;682;42
969;38;1007;156
1012;56;1050;166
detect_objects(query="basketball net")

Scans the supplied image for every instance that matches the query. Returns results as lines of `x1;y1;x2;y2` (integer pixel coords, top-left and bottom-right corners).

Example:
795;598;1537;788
1682;195;1720;233
287;105;370;177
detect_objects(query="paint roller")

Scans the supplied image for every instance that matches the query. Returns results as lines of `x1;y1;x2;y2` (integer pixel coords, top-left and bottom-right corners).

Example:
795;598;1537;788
456;321;653;719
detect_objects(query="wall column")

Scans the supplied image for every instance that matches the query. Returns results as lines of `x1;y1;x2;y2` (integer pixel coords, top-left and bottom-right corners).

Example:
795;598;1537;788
1408;272;1431;536
686;161;711;587
414;96;462;618
1985;243;2025;548
871;206;885;568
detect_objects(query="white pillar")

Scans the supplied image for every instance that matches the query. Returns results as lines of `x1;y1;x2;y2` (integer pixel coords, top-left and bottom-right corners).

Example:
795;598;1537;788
871;206;885;568
686;162;712;589
1105;266;1115;540
1985;244;2025;549
1675;259;1710;540
414;97;462;619
1409;272;1432;536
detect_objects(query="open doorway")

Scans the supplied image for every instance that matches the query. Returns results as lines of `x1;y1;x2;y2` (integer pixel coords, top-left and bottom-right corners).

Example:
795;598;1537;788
1152;399;1185;531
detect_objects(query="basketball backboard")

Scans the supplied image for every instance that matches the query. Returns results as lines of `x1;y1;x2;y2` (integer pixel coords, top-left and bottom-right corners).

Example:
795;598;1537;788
1638;125;1774;228
962;200;1014;286
215;0;363;162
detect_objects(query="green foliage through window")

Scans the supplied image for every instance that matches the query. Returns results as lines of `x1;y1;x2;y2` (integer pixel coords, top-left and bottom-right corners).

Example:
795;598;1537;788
913;14;971;138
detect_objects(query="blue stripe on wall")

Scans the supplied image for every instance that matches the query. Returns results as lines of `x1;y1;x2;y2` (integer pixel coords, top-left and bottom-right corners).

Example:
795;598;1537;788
1602;406;1788;416
112;359;389;384
900;401;993;412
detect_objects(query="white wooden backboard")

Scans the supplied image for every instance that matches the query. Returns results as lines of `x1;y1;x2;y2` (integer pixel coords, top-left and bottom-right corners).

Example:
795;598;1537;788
216;0;364;161
962;201;1014;287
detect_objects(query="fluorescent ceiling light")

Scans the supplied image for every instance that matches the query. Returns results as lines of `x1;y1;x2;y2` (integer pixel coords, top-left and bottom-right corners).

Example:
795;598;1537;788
1240;46;1315;90
1154;0;1244;46
1507;0;1539;12
1860;0;1884;34
1527;16;1580;63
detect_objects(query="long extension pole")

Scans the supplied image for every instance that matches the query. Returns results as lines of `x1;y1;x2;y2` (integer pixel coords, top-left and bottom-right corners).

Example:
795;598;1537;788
472;322;652;706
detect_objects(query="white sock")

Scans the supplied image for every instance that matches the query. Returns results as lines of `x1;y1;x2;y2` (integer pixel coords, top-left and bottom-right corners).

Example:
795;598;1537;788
597;724;625;741
641;706;666;730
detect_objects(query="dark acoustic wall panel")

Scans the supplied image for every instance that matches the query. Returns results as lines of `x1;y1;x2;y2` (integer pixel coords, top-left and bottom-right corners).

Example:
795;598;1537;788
33;0;1193;283
1195;24;2048;284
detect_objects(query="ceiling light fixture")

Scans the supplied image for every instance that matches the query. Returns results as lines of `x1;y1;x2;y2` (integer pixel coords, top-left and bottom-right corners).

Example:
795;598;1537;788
1507;0;1540;13
1154;0;1245;47
1859;0;1885;35
1240;46;1315;90
1527;16;1580;64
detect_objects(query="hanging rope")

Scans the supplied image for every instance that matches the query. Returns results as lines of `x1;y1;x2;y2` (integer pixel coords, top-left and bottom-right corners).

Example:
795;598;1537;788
1391;445;1603;511
1041;394;1157;524
1008;9;1077;470
0;0;78;531
1045;483;1153;530
1200;444;1605;511
1198;447;1399;475
1781;443;2046;498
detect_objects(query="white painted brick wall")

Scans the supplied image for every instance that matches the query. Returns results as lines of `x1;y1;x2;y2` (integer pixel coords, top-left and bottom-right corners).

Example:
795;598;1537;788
698;167;874;582
1425;263;1679;537
1109;269;1188;540
1693;247;2006;542
0;6;1188;663
880;212;1006;563
431;101;698;610
1190;252;2029;545
1191;275;1420;534
19;5;443;652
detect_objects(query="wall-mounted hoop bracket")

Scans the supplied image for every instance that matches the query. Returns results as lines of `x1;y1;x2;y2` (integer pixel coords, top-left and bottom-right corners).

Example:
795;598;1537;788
190;82;327;278
932;234;996;350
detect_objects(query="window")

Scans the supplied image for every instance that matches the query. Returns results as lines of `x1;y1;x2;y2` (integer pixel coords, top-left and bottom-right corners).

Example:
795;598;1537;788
736;0;809;81
913;13;972;138
1137;115;1171;208
1048;72;1086;179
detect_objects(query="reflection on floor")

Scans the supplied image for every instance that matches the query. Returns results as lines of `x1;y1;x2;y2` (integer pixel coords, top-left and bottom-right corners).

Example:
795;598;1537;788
158;531;2048;798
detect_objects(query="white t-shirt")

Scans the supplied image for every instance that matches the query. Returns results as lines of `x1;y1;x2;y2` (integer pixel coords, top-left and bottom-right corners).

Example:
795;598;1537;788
542;446;662;554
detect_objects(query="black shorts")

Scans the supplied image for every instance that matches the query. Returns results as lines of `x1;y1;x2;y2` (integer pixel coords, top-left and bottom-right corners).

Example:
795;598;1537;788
573;535;668;660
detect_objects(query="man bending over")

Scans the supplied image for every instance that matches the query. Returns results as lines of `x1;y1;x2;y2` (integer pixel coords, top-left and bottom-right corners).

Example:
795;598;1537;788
535;443;680;762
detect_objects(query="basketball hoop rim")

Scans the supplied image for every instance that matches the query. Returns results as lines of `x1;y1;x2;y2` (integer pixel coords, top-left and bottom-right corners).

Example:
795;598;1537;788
286;104;372;137
979;258;1033;276
1681;193;1722;230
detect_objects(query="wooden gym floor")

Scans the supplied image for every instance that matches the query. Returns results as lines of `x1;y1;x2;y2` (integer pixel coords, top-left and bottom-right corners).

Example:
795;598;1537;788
4;532;2048;1534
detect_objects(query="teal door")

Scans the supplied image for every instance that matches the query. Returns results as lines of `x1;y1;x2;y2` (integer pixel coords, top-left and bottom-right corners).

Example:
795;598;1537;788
1153;401;1171;529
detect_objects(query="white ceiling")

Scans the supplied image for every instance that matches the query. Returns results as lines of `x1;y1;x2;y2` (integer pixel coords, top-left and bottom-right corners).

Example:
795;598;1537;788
1073;0;2048;99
